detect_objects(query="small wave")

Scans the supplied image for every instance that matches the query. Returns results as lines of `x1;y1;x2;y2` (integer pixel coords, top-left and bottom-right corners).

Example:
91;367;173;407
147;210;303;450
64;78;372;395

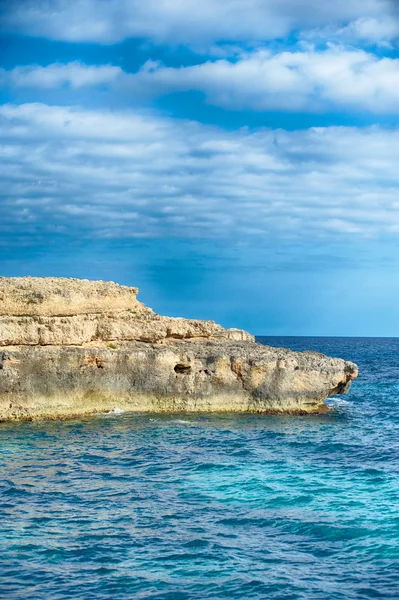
329;398;351;406
108;407;125;415
172;419;194;424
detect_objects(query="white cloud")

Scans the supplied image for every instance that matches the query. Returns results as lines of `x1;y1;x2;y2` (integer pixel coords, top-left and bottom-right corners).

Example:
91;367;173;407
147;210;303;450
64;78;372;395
4;47;399;115
1;102;399;241
1;0;391;45
301;16;399;47
346;17;399;43
130;47;399;113
0;62;122;89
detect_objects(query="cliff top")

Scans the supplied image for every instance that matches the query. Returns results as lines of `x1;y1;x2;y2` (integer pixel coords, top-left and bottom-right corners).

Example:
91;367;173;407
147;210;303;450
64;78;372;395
0;277;143;316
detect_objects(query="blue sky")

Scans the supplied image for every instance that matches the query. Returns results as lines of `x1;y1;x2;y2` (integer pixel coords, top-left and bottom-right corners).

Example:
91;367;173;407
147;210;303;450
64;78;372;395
1;0;399;336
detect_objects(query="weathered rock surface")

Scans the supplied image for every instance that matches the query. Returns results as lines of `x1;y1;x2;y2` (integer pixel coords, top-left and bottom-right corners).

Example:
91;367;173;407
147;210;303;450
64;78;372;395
0;277;141;316
0;277;252;345
0;277;358;421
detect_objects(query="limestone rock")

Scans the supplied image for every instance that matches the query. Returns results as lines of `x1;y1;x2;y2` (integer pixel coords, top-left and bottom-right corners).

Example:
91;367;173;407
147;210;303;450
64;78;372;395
0;277;358;421
0;277;142;316
0;313;253;346
0;277;253;346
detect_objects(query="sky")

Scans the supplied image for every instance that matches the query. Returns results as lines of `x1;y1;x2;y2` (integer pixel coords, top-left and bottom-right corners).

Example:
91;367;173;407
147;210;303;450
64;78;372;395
1;0;399;336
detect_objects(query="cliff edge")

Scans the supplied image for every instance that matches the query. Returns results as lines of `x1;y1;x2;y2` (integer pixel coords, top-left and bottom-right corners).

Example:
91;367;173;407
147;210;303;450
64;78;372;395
0;277;358;421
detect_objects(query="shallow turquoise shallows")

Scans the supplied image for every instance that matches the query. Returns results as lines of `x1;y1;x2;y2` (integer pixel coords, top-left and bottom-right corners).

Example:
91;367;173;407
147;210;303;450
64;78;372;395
1;337;399;599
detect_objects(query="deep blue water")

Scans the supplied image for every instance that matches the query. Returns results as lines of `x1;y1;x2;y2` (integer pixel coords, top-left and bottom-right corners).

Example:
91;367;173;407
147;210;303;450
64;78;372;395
1;337;399;599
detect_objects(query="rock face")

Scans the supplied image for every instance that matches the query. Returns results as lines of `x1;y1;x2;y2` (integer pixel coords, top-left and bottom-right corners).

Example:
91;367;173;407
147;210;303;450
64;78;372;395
0;277;358;421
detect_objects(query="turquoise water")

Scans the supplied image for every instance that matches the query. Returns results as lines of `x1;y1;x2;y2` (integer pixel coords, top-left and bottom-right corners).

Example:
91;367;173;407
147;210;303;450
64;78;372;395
1;337;399;599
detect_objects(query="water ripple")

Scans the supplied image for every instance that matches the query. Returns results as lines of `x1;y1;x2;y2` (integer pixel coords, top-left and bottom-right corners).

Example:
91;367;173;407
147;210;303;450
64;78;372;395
1;337;399;599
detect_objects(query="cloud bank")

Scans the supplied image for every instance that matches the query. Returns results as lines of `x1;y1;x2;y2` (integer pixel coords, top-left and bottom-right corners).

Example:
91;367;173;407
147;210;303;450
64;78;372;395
1;103;399;243
2;0;394;45
129;47;399;113
3;47;399;115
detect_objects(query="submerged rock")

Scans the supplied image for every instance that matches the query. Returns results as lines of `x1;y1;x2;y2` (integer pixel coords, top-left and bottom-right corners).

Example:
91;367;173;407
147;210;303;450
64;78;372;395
0;277;358;421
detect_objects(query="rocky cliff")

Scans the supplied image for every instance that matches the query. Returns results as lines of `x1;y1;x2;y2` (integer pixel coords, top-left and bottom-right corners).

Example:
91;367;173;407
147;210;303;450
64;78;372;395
0;277;358;421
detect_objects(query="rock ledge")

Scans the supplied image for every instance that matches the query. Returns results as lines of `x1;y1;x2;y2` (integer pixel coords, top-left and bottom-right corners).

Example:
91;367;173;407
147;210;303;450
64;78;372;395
0;277;358;421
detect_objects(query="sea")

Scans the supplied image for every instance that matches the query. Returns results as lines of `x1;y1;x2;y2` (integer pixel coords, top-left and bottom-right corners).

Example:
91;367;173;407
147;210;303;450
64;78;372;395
1;337;398;600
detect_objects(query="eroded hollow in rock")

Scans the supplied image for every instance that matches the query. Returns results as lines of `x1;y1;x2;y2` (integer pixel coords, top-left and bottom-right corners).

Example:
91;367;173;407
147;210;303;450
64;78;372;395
174;363;192;374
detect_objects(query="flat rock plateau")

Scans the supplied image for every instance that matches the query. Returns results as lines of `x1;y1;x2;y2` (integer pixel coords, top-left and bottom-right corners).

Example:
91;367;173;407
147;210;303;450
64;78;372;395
0;277;358;421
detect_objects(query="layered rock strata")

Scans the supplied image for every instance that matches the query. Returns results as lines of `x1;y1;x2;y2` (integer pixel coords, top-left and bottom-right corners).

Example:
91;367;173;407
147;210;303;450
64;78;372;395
0;277;358;421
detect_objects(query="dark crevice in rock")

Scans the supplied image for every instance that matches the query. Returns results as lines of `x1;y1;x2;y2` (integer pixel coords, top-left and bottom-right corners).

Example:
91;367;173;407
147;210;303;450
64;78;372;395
174;364;192;374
